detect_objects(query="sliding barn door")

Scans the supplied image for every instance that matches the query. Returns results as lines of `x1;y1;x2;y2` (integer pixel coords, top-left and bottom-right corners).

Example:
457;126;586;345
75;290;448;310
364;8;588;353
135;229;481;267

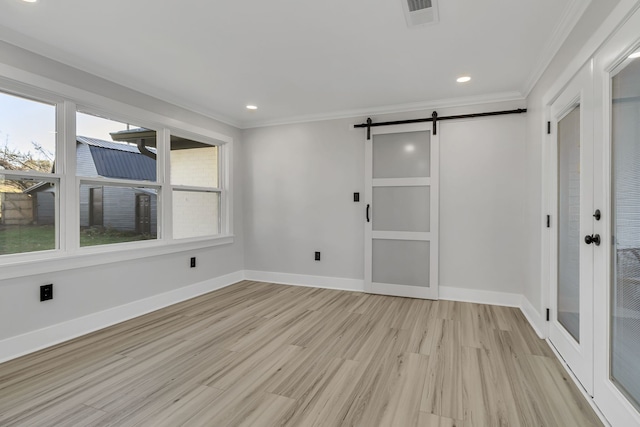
364;123;439;299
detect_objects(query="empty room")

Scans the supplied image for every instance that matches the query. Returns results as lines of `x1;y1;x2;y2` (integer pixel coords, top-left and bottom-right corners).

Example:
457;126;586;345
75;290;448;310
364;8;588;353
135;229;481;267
1;0;640;426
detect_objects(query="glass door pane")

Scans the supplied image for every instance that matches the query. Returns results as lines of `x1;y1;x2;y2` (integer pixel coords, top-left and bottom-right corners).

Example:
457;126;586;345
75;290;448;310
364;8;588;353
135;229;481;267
372;186;430;232
372;131;430;178
372;240;430;287
558;105;581;342
611;56;640;409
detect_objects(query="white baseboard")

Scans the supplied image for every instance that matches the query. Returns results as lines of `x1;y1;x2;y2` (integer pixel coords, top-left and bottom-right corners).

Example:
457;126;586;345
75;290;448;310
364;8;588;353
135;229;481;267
520;296;546;339
547;340;611;427
243;270;365;292
0;271;548;365
439;285;521;307
0;271;244;364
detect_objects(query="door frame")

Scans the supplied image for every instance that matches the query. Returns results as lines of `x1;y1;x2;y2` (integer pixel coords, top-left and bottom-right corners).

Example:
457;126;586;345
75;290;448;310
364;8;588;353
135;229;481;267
364;122;439;299
544;62;595;395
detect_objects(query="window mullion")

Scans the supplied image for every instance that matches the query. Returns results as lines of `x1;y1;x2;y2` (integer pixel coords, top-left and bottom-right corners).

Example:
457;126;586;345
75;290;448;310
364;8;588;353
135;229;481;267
160;129;172;241
222;140;231;235
61;100;80;253
78;177;161;188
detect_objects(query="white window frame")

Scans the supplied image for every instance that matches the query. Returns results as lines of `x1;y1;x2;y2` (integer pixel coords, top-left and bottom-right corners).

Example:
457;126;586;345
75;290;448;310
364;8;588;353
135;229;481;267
0;84;64;260
74;106;164;251
167;129;227;240
0;76;234;280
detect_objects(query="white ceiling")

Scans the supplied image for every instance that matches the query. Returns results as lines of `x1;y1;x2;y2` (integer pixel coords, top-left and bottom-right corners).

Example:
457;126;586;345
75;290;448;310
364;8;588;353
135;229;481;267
0;0;587;128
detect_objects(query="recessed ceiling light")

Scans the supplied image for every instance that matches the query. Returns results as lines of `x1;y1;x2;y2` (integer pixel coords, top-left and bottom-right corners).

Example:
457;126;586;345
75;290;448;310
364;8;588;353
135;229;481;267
456;76;471;83
21;0;37;3
246;105;258;110
629;51;640;59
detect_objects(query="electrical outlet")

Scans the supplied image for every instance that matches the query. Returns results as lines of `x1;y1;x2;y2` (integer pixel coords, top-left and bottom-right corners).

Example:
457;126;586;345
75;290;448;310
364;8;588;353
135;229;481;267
315;251;321;261
353;192;360;202
40;284;53;301
190;257;196;268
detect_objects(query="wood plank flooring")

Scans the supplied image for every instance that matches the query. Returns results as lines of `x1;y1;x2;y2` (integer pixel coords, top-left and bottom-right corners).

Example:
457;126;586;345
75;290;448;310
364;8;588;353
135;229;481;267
0;281;602;426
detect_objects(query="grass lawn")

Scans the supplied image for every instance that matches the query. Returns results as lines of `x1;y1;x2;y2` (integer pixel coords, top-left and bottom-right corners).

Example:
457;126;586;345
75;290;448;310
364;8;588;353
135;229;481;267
0;225;55;255
0;225;155;255
80;227;155;247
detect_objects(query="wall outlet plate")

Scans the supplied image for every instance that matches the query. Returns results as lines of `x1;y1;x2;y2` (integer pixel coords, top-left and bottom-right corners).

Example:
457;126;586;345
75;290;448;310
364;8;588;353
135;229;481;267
315;252;321;261
190;257;196;268
40;284;53;301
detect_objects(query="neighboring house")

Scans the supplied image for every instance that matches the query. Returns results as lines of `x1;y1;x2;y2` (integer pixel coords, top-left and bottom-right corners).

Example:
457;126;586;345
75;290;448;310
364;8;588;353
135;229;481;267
27;137;157;235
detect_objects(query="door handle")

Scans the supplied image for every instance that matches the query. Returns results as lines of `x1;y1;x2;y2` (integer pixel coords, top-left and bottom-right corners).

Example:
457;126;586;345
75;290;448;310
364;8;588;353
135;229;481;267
584;234;601;246
366;204;370;223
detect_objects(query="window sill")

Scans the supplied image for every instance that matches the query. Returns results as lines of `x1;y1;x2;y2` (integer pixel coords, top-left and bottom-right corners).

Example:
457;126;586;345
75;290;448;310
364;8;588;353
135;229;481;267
0;235;234;281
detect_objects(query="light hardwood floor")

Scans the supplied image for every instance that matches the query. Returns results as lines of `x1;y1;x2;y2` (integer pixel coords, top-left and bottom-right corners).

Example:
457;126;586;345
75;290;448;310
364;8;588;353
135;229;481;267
0;281;602;426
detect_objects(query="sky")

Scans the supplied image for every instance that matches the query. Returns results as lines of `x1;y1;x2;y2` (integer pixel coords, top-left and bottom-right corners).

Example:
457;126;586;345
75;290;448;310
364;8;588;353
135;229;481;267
0;91;139;165
0;92;55;160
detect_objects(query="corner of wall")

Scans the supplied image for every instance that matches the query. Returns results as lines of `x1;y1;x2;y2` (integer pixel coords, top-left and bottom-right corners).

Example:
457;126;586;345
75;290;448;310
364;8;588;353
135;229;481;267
520;295;546;339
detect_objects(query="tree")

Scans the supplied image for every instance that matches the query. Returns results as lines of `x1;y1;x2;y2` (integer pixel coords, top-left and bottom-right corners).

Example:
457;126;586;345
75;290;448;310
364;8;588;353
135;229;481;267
0;135;53;192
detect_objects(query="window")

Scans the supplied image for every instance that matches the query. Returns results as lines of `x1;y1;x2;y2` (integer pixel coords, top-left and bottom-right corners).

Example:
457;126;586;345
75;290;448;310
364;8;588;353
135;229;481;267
76;111;159;247
170;135;221;239
0;91;58;256
0;82;231;263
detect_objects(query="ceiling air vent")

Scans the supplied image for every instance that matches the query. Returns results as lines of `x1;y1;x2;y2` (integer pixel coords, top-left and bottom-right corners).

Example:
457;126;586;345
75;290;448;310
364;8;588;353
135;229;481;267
402;0;439;27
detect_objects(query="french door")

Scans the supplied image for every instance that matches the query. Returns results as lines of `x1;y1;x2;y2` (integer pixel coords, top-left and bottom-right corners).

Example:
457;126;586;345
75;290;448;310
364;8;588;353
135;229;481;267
548;63;595;394
591;7;640;424
547;7;640;424
364;123;439;299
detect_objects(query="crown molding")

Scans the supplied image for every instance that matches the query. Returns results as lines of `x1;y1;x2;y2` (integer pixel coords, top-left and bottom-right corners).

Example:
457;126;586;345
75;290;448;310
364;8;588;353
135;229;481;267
521;0;592;97
240;91;525;129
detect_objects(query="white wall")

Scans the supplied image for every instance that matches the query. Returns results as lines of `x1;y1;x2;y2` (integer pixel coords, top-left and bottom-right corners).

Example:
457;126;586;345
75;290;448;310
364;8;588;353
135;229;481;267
439;116;526;294
243;118;364;280
0;42;245;345
242;101;526;295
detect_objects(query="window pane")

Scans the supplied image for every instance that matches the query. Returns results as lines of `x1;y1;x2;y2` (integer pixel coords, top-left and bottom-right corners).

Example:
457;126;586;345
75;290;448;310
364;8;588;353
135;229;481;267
76;112;157;182
171;136;218;187
557;105;581;343
172;191;219;239
611;55;640;410
0;91;56;174
1;177;56;255
79;184;157;247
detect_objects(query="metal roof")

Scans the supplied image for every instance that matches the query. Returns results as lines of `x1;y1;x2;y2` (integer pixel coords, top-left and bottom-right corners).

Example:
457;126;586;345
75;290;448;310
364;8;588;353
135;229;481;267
78;136;157;181
76;136;157;154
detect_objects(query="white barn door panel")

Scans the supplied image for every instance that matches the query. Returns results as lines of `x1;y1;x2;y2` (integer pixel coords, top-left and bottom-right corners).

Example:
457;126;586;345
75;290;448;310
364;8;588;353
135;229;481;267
364;123;439;300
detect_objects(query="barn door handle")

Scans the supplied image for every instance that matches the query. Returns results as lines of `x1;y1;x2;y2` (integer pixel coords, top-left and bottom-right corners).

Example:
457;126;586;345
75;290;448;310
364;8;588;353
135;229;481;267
366;204;370;223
